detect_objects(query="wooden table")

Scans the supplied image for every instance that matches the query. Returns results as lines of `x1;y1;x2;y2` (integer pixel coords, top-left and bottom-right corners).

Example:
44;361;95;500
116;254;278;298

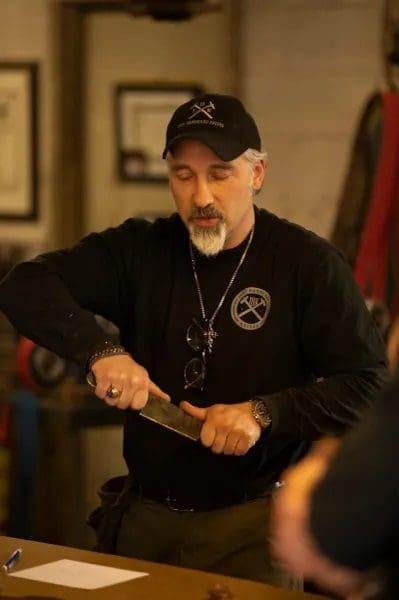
0;536;324;599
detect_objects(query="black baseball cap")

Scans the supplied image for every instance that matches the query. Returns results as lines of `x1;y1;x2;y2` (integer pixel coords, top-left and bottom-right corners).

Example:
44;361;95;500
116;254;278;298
162;93;261;161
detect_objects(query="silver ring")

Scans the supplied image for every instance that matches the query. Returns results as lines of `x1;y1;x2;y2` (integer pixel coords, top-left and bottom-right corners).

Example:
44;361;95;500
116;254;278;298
105;385;122;399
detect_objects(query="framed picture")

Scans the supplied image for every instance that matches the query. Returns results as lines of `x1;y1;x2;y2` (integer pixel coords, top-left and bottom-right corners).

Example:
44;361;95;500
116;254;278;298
115;84;202;182
0;63;38;220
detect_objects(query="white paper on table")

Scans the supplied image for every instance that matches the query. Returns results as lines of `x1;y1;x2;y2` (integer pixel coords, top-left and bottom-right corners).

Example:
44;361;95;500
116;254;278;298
9;558;148;589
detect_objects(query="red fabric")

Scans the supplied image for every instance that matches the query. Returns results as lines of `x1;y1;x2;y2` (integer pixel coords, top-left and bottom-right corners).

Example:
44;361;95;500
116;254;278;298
354;92;399;303
15;337;40;392
0;403;11;445
392;210;399;317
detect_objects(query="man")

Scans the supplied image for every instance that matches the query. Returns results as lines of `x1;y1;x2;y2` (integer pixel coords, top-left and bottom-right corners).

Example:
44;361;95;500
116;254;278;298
0;93;387;586
272;373;399;599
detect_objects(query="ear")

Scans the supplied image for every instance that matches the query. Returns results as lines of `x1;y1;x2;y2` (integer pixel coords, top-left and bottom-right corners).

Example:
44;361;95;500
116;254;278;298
252;160;266;192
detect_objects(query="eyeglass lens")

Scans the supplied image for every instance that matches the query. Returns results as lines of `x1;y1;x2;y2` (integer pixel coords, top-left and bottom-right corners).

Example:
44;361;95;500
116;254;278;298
184;356;206;391
184;318;208;390
186;318;207;352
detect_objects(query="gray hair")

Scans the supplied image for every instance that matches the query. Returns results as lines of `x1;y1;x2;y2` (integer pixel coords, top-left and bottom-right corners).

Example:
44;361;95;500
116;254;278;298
243;148;267;195
243;148;268;168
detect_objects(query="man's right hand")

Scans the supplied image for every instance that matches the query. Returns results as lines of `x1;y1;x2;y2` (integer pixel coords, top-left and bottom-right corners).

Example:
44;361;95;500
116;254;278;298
90;354;170;410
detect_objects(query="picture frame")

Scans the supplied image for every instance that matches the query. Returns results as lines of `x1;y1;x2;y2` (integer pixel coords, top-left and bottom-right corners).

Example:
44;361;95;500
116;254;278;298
0;62;38;220
115;83;202;182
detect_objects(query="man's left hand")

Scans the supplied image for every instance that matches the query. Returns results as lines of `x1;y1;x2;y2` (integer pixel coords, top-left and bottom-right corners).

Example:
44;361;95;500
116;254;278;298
180;400;261;455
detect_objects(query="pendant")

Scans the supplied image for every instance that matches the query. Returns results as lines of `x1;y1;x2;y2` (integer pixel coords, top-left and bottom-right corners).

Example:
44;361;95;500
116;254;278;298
204;321;218;354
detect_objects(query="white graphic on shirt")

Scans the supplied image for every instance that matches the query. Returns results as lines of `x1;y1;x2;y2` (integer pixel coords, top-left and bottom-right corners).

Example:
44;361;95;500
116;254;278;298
231;287;271;330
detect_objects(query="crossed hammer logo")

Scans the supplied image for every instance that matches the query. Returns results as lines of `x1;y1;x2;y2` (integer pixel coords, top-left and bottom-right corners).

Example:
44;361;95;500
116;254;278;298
238;296;267;322
188;100;215;120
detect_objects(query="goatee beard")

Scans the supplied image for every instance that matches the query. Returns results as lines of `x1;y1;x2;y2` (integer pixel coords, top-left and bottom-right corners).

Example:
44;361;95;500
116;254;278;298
189;221;227;256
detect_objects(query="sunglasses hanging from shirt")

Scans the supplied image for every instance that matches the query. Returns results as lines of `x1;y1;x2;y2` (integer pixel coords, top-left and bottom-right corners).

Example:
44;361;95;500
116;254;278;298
184;225;255;391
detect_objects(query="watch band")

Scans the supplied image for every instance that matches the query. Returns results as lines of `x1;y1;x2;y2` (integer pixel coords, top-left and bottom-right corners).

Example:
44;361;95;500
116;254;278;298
250;398;272;430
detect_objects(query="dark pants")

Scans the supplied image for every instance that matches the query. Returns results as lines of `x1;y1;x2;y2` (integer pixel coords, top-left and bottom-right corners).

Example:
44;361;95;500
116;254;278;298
115;492;301;588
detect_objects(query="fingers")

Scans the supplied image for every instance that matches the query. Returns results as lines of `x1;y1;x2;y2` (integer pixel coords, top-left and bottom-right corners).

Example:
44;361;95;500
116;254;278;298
211;431;254;455
90;354;168;410
117;381;147;411
387;316;399;373
180;401;207;421
193;402;261;456
202;426;243;455
95;378;124;406
310;436;340;459
104;385;123;407
234;435;255;456
223;432;241;455
149;381;170;402
200;421;217;449
200;421;254;455
95;367;146;409
387;335;399;373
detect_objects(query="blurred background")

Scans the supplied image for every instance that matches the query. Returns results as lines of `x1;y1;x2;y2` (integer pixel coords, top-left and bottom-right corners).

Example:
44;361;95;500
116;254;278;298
0;0;395;551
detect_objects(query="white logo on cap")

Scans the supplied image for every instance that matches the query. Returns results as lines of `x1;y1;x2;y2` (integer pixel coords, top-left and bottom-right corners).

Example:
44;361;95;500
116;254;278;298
188;100;215;120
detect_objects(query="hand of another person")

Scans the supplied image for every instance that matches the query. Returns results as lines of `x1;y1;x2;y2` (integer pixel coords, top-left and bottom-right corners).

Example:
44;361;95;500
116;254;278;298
271;438;366;597
90;354;170;410
387;315;399;373
180;400;261;455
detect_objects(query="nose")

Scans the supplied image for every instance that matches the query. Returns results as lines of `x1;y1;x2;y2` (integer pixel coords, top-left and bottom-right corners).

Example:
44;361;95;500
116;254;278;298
192;177;213;207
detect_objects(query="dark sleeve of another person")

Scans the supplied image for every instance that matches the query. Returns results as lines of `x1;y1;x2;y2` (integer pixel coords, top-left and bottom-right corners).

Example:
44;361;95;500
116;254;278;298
309;373;399;571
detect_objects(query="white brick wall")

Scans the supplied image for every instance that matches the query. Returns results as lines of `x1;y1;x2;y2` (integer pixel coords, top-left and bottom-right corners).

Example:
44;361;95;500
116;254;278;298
241;0;385;238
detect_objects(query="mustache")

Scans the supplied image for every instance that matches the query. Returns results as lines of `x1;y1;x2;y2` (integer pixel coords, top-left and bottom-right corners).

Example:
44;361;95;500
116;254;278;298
189;207;224;220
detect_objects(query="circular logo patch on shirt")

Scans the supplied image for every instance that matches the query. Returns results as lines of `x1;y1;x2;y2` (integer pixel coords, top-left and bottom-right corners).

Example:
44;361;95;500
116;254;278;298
231;287;271;330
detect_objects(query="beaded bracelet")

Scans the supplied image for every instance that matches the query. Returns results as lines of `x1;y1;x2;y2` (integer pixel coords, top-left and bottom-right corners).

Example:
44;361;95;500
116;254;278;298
86;345;130;374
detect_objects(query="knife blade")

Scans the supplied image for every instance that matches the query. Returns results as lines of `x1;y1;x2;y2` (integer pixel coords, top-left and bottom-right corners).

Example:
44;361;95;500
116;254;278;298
140;395;202;441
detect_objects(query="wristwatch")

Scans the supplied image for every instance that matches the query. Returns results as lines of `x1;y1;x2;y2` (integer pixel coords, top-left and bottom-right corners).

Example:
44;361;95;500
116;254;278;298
250;399;272;430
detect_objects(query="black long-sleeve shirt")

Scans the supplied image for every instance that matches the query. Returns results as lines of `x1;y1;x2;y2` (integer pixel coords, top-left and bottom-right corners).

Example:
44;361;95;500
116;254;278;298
0;208;387;499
